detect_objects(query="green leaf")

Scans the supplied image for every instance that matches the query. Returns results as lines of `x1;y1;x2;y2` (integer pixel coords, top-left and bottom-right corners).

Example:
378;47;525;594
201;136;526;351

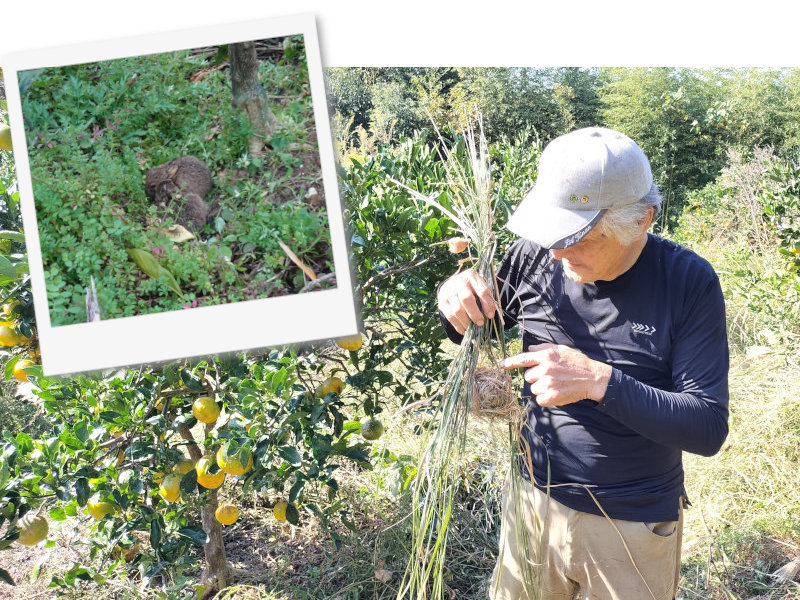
30;555;48;582
49;507;67;521
180;369;205;391
0;255;16;280
213;45;229;66
180;469;197;494
74;478;90;505
277;446;302;467
176;527;207;546
126;248;161;279
289;477;306;503
150;517;162;549
0;231;25;242
157;266;184;298
285;503;300;525
0;567;15;585
126;248;184;298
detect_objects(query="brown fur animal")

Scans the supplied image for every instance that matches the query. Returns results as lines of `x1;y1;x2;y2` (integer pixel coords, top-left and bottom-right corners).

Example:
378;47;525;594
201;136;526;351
145;156;213;231
145;155;213;202
175;193;211;232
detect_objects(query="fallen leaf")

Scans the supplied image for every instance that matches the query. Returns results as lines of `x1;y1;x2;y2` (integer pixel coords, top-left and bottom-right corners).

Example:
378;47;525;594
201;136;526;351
277;237;317;281
164;225;195;243
374;568;393;583
204;124;221;141
126;248;184;298
190;65;225;83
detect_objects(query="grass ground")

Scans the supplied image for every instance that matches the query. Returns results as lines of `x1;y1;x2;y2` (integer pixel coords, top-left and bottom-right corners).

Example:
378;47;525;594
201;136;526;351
3;334;799;599
18;37;333;326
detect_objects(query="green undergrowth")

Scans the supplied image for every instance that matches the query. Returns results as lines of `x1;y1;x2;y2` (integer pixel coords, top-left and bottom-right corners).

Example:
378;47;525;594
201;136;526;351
19;36;332;326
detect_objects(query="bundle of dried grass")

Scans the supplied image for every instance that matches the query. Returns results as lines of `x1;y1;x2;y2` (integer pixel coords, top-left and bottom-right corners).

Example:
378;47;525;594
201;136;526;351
389;116;506;600
471;364;524;422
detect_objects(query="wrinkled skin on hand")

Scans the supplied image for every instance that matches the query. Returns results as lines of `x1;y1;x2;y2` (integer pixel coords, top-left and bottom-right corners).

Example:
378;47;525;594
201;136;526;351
500;343;612;407
437;270;496;335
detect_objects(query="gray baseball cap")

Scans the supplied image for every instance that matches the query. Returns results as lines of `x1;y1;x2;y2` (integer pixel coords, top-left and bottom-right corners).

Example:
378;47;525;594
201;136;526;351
506;127;653;249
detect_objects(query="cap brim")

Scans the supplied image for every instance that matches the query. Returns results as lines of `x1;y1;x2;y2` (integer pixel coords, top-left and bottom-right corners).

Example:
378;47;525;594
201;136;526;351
507;189;606;249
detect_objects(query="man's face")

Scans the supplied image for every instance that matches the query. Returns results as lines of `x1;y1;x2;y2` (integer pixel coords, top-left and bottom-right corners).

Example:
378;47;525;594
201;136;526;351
549;225;639;284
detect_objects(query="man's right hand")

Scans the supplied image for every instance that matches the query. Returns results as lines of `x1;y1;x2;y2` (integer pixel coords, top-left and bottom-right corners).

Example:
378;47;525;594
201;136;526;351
437;270;497;335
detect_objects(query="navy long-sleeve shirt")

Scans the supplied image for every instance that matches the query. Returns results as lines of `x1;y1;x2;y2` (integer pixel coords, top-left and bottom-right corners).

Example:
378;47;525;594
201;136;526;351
441;234;729;521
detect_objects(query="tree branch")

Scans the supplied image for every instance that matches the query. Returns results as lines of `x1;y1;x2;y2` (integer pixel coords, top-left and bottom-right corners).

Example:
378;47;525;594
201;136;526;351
360;256;433;293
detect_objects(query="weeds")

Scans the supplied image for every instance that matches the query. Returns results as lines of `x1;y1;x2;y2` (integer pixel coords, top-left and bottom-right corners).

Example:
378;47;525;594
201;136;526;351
19;38;332;326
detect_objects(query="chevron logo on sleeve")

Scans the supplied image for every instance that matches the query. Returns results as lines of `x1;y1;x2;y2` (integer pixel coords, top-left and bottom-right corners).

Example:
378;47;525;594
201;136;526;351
631;322;656;336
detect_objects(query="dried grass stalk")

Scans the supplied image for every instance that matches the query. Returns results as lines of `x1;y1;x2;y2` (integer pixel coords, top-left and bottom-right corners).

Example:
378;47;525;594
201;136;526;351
390;116;505;600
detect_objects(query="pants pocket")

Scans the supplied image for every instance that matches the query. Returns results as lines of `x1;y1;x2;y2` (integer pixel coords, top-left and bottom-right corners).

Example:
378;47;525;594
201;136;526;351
643;520;678;538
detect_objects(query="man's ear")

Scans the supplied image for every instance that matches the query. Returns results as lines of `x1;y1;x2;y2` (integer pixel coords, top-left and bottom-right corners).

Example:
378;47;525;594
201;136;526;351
639;206;655;233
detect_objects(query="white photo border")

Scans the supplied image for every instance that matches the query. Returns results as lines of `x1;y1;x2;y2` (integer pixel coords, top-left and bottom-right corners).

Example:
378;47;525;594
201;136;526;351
2;13;359;376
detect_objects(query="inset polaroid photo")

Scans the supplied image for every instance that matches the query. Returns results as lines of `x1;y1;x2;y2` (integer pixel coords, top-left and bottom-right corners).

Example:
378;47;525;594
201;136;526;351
1;13;358;376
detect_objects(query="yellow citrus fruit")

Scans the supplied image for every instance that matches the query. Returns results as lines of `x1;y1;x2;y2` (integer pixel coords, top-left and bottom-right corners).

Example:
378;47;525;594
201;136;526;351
173;459;196;475
216;444;253;476
12;358;34;382
360;417;385;441
317;376;345;397
16;513;48;546
0;124;12;152
0;325;23;347
335;334;363;351
2;301;19;315
273;501;289;522
196;456;226;489
87;501;116;520
214;503;240;525
158;474;182;503
192;396;220;423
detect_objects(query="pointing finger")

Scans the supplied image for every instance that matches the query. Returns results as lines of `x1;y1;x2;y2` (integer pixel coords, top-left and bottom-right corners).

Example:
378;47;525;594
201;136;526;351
499;352;541;370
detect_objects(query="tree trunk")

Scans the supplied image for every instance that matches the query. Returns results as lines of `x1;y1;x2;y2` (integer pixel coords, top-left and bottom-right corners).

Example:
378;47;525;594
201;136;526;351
178;426;229;597
200;489;229;597
229;41;279;157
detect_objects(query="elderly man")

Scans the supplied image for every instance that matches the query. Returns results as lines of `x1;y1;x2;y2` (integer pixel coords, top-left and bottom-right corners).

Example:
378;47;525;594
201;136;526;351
437;127;729;600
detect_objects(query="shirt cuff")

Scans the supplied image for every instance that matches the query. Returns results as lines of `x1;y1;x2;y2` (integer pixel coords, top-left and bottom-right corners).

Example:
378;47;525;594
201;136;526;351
595;367;624;409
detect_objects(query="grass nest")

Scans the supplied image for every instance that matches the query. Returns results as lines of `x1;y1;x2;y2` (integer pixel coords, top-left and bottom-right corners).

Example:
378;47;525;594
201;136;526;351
471;364;523;421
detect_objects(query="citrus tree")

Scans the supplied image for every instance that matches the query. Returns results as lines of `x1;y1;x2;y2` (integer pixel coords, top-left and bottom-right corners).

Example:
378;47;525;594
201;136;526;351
1;109;542;595
2;346;380;593
0;87;379;593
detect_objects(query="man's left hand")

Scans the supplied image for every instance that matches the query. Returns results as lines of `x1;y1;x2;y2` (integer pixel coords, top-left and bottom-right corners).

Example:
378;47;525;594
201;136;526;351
500;343;612;407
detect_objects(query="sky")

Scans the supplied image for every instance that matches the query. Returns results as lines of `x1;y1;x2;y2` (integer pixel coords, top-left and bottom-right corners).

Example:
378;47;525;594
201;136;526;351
0;1;796;68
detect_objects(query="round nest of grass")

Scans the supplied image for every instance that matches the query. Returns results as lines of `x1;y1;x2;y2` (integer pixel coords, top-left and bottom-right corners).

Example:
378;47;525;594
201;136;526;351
471;365;524;421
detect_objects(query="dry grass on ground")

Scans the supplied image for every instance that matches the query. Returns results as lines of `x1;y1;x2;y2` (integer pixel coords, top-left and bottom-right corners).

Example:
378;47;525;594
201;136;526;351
3;345;800;599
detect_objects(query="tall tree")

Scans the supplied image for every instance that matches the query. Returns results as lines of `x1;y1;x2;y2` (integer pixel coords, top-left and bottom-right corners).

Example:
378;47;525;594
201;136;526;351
598;68;722;229
229;41;279;157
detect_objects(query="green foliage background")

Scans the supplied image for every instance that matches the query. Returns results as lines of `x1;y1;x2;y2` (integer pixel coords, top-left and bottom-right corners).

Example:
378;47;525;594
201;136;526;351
2;67;800;598
21;36;332;326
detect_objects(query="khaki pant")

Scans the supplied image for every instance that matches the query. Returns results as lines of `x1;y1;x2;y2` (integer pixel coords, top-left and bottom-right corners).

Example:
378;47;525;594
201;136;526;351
489;475;683;600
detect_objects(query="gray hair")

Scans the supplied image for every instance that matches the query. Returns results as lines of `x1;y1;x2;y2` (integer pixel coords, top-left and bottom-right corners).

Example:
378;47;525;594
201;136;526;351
598;183;663;245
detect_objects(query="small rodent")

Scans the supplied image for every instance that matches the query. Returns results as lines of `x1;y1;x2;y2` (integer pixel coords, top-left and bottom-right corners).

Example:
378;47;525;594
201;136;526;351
175;193;211;232
145;156;213;231
145;155;213;204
